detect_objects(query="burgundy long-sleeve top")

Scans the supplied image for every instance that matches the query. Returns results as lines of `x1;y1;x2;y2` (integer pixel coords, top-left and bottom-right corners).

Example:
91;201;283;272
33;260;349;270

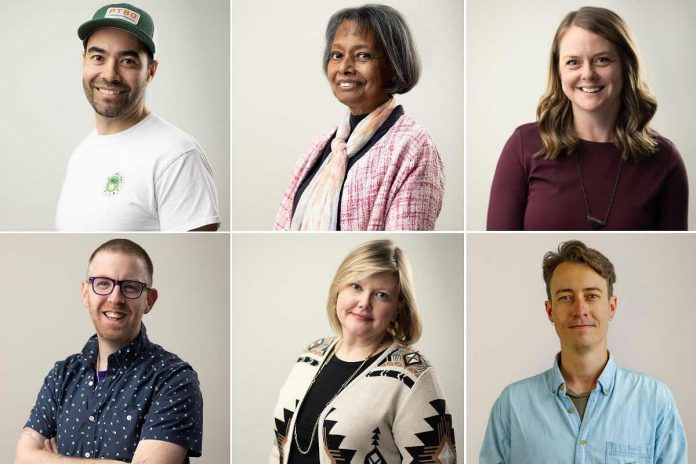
487;123;688;231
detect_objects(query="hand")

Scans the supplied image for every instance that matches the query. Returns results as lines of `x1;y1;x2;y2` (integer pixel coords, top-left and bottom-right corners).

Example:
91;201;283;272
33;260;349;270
43;437;58;454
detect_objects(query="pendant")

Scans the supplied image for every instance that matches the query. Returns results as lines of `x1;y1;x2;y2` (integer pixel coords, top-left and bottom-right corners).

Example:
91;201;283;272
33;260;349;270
587;215;606;230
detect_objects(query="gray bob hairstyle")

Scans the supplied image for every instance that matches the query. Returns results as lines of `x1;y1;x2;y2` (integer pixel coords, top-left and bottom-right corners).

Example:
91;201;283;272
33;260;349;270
323;4;421;94
326;239;422;345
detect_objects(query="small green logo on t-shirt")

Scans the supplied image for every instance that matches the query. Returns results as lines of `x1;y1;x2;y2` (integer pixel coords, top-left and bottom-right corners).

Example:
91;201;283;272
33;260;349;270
104;173;123;196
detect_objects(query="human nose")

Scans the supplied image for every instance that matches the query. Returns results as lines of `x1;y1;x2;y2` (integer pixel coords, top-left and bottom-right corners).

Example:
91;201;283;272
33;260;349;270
338;55;354;74
107;283;126;303
580;62;598;81
357;292;371;310
570;296;590;316
101;58;121;82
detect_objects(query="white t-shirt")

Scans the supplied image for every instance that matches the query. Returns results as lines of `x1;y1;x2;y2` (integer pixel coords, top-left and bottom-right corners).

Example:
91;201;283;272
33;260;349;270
55;113;220;231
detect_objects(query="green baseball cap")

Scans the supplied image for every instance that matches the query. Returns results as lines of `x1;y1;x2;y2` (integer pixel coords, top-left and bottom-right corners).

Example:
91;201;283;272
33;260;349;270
78;3;156;55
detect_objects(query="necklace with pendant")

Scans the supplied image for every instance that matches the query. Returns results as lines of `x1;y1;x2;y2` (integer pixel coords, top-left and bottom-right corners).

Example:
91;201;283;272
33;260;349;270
576;152;622;230
293;337;384;455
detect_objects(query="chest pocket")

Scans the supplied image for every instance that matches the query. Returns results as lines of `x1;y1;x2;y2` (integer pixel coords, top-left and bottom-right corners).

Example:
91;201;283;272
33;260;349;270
605;442;653;464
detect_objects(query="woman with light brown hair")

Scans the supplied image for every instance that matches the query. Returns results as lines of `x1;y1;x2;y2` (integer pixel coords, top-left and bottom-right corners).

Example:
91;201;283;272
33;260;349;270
487;6;688;231
268;240;456;463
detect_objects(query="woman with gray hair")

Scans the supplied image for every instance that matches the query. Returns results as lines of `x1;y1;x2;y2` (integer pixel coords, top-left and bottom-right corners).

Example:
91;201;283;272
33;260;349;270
269;240;456;463
274;5;444;231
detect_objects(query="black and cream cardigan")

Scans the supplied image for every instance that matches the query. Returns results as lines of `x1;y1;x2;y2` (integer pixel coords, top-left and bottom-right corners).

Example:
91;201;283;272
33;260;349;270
269;337;457;463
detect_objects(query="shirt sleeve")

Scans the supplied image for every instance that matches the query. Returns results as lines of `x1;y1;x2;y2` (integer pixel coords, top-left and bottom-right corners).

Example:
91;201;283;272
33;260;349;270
155;148;221;231
139;365;204;457
654;387;687;463
487;128;528;230
657;141;689;230
24;363;62;438
392;367;457;461
480;394;511;464
384;139;445;231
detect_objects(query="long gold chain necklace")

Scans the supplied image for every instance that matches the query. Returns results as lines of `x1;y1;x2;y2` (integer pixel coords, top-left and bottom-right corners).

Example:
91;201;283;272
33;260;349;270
293;338;383;455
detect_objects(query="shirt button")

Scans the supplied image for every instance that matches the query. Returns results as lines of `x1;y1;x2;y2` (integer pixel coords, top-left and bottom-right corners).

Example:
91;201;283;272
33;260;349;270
84;452;91;457
580;439;587;445
567;407;575;414
88;381;94;386
89;416;95;422
127;415;132;421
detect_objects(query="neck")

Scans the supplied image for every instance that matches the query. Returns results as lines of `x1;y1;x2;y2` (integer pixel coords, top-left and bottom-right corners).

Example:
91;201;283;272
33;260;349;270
573;108;618;143
558;347;609;393
95;106;150;135
337;332;388;362
96;336;134;371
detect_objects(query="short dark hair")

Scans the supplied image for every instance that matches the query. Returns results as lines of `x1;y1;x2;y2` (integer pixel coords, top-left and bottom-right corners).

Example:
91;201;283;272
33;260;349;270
324;4;421;94
89;238;154;284
542;240;616;300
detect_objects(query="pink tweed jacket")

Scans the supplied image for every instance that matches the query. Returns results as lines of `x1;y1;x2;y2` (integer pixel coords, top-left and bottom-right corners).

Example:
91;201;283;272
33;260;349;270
274;114;444;230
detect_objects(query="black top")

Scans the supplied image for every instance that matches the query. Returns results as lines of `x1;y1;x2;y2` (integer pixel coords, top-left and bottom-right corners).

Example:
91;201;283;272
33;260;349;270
289;349;385;463
25;324;203;462
291;105;405;229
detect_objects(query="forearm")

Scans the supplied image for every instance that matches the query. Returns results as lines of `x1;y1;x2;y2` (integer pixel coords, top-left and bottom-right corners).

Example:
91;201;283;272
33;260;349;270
15;429;124;464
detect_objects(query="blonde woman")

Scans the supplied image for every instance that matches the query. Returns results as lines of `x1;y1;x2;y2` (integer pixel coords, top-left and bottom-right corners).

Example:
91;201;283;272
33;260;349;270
487;6;688;231
269;240;456;463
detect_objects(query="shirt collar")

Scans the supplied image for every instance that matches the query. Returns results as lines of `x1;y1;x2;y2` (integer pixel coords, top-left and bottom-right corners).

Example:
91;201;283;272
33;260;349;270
79;323;152;372
547;352;617;396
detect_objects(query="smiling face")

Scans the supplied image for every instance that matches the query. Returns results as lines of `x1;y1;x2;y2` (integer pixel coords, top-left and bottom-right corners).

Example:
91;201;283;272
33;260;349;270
336;271;401;344
82;27;157;128
558;26;623;124
81;250;158;351
545;262;617;354
327;21;391;115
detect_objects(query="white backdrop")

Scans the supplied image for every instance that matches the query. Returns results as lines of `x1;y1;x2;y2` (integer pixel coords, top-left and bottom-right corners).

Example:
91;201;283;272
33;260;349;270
232;0;464;230
0;234;230;463
467;233;696;462
0;0;230;230
232;233;464;461
467;0;696;230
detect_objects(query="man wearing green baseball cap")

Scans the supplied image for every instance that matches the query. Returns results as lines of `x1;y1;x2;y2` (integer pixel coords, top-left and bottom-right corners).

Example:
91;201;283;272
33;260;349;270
55;3;221;232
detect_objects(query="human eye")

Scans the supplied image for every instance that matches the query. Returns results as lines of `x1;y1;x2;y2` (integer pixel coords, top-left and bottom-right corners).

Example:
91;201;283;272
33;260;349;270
374;291;390;301
565;58;579;68
121;57;139;66
122;281;140;292
330;51;343;61
593;56;611;66
586;293;601;300
350;283;362;291
94;278;112;289
355;52;372;62
90;54;105;63
558;294;572;302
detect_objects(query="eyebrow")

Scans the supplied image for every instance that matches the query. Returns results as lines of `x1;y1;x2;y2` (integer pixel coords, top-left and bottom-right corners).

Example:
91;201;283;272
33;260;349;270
86;46;142;59
554;286;604;295
561;50;614;59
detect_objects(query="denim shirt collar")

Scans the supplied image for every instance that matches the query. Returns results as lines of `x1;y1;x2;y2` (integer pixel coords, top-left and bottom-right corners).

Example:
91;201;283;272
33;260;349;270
79;323;152;372
547;351;617;396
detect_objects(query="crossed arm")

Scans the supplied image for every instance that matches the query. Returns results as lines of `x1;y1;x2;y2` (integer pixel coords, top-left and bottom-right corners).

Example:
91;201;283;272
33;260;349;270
14;428;187;464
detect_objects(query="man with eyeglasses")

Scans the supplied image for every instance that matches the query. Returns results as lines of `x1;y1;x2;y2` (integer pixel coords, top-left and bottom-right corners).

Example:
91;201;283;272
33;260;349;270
14;239;202;464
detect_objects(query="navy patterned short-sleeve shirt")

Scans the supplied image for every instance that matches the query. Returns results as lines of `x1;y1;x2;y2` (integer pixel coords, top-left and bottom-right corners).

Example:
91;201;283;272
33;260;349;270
25;324;203;462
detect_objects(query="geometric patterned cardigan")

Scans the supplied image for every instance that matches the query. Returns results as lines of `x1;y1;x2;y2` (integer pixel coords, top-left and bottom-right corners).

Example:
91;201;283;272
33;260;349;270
274;114;445;231
269;337;457;463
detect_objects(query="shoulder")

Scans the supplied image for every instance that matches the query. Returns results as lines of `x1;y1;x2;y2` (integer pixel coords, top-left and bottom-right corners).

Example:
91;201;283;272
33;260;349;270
503;122;543;154
147;342;199;376
614;366;675;402
300;336;337;357
650;135;686;167
376;343;434;381
496;369;550;403
387;113;437;148
140;113;203;156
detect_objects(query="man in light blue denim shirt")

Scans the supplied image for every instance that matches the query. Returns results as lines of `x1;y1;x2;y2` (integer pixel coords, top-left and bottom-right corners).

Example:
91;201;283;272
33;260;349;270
480;240;687;463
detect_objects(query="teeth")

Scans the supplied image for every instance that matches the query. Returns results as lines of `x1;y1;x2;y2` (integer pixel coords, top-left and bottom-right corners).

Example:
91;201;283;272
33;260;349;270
338;82;358;88
581;87;601;93
104;311;125;320
97;88;124;95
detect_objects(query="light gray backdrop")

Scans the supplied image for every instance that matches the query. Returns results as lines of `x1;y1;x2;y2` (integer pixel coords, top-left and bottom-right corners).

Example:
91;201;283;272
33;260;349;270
467;0;696;230
0;234;229;463
232;0;464;230
467;233;696;462
232;233;464;461
0;0;230;230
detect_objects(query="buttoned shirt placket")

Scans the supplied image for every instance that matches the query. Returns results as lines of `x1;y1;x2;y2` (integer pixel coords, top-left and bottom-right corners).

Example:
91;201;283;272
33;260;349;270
552;377;611;463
